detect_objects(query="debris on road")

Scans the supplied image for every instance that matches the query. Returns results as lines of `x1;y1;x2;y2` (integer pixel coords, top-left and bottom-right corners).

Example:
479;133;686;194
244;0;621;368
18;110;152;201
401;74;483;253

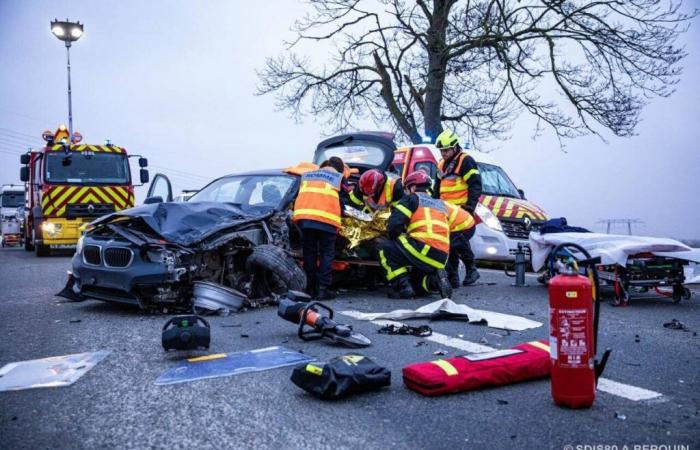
663;319;689;331
69;318;81;323
155;346;314;386
615;412;627;421
0;350;110;392
377;324;432;337
290;354;391;400
433;350;448;356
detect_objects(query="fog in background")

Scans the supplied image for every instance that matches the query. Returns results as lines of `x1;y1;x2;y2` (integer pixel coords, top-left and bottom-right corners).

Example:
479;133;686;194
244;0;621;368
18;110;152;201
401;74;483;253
1;1;698;240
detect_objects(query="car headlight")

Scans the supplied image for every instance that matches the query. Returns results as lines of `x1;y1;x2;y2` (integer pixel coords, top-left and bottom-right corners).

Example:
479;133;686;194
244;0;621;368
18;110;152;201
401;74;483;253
475;203;503;232
41;222;63;237
76;236;84;255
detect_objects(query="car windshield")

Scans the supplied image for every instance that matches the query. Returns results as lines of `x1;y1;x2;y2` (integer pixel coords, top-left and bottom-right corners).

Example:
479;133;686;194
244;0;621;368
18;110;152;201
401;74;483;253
314;142;387;166
1;191;24;207
478;163;521;198
189;175;296;209
45;152;130;185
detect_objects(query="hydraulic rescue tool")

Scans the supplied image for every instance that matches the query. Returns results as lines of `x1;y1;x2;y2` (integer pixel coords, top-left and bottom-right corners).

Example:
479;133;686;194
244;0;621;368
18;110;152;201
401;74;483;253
162;315;211;351
277;291;371;348
548;242;612;408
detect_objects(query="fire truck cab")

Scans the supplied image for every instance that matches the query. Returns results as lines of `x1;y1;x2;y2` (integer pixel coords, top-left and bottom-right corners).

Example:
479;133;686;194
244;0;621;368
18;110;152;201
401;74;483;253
19;125;149;256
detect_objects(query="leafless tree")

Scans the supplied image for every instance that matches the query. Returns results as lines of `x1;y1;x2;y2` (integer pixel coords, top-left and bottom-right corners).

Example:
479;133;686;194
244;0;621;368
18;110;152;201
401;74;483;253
258;0;696;145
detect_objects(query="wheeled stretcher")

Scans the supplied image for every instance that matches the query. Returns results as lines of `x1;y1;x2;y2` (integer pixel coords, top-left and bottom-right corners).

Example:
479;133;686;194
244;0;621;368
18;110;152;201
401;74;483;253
529;232;697;306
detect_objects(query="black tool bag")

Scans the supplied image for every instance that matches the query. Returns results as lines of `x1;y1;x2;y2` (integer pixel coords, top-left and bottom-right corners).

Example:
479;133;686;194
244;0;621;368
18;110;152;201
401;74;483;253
291;354;391;400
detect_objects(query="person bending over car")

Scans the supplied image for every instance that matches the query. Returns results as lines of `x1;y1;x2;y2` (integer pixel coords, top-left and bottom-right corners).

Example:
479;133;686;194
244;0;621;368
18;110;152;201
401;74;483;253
348;169;403;213
443;201;476;288
378;171;451;299
292;156;345;300
434;129;482;286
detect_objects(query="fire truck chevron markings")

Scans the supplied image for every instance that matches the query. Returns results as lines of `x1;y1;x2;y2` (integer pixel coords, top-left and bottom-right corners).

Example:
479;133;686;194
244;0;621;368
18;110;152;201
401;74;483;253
339;311;664;402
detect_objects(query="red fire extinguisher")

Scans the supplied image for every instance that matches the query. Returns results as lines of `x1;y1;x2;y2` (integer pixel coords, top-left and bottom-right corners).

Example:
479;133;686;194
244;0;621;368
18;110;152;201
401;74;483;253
548;243;611;409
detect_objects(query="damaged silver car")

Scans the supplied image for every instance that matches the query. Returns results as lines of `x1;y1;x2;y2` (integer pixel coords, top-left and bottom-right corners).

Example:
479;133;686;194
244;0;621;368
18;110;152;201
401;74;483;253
60;170;306;312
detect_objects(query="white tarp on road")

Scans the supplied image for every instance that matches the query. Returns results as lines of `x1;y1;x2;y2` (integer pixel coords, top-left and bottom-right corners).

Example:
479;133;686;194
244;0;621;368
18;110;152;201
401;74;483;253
529;232;695;272
342;298;542;331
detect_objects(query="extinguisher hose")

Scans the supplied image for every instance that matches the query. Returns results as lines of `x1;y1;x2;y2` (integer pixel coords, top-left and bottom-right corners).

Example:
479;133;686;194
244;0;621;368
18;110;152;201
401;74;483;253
550;243;611;381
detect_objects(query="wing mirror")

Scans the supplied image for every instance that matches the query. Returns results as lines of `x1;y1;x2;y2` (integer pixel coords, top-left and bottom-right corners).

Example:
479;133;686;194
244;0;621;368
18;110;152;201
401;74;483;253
140;169;150;184
518;189;526;200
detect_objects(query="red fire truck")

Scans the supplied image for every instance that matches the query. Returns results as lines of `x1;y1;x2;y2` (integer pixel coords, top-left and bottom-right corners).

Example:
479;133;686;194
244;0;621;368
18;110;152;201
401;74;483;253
19;125;149;256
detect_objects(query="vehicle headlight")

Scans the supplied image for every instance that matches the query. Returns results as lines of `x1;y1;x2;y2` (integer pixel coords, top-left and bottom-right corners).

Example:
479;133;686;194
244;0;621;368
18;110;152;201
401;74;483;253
42;222;63;237
76;236;84;255
475;203;503;232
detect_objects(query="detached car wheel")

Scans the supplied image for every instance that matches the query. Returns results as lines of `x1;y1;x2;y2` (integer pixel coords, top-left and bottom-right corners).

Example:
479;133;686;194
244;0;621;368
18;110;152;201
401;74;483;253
247;244;306;296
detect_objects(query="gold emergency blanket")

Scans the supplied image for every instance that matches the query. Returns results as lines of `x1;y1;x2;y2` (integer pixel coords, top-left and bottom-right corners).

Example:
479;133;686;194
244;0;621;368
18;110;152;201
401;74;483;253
340;208;391;249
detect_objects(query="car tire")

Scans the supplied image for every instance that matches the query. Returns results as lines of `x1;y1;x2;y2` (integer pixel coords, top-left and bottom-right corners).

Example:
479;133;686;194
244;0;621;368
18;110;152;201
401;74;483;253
24;232;34;251
247;244;306;296
35;243;50;257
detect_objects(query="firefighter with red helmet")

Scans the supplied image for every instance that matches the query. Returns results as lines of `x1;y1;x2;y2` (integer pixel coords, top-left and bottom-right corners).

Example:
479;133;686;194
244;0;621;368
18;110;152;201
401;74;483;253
378;171;452;299
293;156;346;300
434;129;482;286
348;169;403;213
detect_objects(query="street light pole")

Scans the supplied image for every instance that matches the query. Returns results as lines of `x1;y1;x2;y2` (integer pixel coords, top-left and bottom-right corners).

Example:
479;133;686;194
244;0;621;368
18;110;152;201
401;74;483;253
65;41;74;143
50;19;84;145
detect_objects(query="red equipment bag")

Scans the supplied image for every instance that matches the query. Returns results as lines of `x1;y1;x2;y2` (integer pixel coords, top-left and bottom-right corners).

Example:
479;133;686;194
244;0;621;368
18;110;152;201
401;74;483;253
402;340;550;396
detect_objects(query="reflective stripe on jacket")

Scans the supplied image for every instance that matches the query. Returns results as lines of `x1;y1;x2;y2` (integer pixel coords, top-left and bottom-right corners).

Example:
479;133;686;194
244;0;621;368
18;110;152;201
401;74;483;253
444;201;475;233
395;193;450;269
293;169;342;229
438;153;477;206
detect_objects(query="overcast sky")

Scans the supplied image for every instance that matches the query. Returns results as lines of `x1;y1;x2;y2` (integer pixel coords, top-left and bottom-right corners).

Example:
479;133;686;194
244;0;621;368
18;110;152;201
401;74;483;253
1;1;698;239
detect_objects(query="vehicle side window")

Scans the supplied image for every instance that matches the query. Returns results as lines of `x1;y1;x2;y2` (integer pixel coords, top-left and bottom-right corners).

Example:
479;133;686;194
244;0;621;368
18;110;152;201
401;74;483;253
33;156;42;184
414;162;437;179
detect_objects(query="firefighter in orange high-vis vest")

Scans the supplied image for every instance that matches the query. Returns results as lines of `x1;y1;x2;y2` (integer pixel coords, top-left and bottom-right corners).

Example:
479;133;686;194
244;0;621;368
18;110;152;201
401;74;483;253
292;156;345;300
378;171;452;299
348;169;404;213
434;129;482;286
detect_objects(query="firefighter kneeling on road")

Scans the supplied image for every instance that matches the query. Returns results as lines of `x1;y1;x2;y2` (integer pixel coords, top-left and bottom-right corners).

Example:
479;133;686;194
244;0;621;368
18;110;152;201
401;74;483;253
292;157;345;300
434;129;482;286
348;169;403;213
378;171;452;299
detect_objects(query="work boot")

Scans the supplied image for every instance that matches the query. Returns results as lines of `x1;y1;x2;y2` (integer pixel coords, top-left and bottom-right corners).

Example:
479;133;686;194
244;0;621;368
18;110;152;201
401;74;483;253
435;270;453;299
448;272;460;289
388;276;415;299
317;286;337;300
462;263;481;286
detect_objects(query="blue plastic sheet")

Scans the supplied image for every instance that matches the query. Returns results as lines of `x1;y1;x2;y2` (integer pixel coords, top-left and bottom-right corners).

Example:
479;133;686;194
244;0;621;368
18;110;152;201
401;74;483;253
0;350;110;392
155;346;315;386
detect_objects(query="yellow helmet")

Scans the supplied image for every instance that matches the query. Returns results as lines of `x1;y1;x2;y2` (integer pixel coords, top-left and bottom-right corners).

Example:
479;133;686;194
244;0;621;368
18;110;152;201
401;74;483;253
435;129;460;149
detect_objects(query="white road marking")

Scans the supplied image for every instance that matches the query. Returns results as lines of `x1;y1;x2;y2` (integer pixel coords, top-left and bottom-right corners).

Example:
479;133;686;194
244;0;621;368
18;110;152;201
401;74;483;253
596;378;663;401
340;311;664;402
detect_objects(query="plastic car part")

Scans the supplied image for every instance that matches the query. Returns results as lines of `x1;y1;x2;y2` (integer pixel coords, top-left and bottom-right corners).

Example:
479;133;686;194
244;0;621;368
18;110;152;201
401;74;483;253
0;350;110;392
154;346;315;385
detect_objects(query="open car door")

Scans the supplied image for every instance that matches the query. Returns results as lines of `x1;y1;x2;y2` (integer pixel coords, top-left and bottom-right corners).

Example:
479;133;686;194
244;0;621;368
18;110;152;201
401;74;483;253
313;132;397;181
145;173;173;203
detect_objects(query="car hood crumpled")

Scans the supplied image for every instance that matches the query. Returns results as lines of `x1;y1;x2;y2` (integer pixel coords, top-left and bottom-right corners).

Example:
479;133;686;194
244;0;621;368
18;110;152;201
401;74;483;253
88;201;274;246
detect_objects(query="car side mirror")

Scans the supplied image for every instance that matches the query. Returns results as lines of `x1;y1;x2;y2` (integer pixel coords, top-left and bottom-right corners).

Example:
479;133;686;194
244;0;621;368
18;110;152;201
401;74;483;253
140;169;150;184
518;189;526;199
144;196;163;204
139;157;148;168
20;154;30;165
20;166;29;182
